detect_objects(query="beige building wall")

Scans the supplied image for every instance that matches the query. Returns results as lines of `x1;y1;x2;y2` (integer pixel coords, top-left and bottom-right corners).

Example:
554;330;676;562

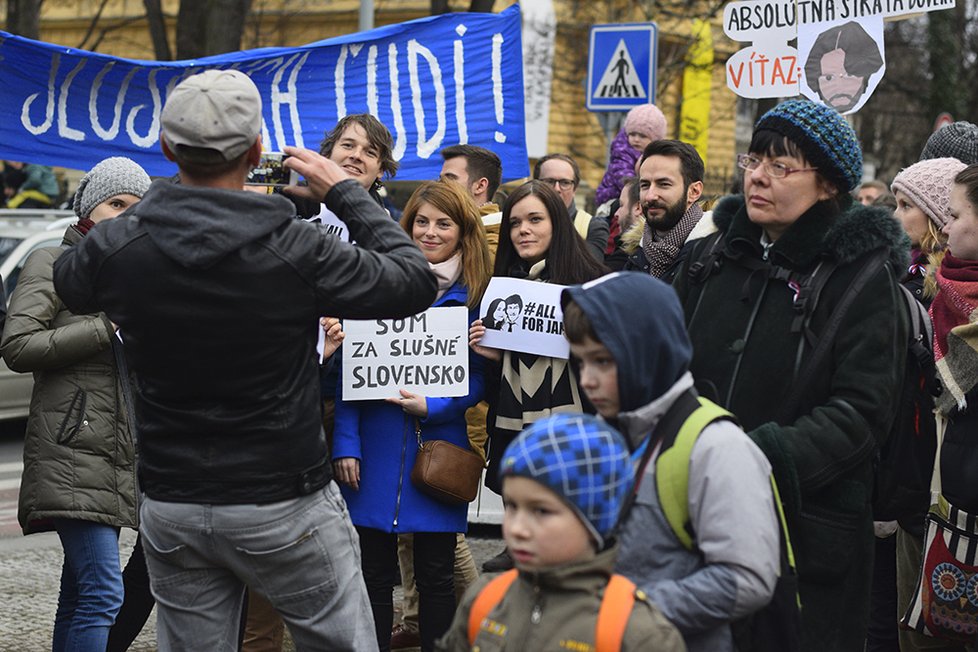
8;0;738;196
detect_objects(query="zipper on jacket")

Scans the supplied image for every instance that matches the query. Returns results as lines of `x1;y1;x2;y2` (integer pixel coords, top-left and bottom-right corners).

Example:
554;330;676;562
392;417;410;528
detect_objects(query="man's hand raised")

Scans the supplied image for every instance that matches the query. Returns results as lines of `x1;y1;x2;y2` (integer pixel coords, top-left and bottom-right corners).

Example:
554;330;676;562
282;147;351;202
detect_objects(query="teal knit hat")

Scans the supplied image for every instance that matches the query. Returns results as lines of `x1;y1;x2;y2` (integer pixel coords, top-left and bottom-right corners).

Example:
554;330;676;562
754;99;863;193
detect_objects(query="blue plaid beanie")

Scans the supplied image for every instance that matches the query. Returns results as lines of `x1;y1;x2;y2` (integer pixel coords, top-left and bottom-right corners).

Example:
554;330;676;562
500;414;634;549
754;99;863;193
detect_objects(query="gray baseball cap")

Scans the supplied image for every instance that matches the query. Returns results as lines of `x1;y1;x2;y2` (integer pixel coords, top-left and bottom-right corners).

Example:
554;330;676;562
161;69;261;161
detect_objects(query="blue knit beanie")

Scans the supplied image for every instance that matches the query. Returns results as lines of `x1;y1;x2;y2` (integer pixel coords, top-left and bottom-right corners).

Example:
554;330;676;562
500;414;634;549
754;99;863;193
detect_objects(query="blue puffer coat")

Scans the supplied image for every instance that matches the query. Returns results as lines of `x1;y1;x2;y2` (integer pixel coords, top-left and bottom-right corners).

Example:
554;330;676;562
333;281;485;533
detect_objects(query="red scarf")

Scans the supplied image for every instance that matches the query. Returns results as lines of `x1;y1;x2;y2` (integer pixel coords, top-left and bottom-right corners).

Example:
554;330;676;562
74;218;96;235
930;253;978;413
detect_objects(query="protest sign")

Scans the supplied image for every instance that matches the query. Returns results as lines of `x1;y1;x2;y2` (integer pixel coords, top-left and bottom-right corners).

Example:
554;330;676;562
306;205;350;242
478;277;569;359
723;0;953;106
798;17;885;115
342;306;469;401
0;5;527;180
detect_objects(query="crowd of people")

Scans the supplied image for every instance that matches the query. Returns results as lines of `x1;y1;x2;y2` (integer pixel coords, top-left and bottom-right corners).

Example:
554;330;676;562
2;66;978;652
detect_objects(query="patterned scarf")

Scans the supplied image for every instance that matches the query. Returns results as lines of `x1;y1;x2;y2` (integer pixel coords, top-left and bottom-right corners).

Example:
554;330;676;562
641;202;704;278
930;253;978;414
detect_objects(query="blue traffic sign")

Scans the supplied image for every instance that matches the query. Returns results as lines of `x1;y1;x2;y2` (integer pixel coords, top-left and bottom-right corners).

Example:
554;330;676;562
587;23;658;112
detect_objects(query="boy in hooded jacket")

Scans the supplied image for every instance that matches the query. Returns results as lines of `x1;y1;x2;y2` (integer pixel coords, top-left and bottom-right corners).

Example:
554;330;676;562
560;272;780;652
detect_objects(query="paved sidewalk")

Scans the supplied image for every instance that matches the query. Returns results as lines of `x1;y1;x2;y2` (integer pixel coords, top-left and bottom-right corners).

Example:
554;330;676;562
0;526;503;651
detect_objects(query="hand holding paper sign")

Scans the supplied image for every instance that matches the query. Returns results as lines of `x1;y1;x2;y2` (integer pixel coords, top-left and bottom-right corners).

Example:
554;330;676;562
282;147;351;202
468;319;503;362
320;316;344;362
385;389;429;418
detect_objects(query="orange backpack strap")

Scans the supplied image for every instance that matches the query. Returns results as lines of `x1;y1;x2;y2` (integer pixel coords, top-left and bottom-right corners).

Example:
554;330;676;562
468;569;518;644
595;574;637;652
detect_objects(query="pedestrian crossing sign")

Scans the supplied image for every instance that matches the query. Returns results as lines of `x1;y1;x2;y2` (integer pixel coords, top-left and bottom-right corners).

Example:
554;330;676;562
587;23;658;112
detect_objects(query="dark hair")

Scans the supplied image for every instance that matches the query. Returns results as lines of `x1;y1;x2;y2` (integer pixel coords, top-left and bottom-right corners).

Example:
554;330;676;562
871;192;897;211
622;176;641;209
563;299;599;344
640;140;704;187
170;145;249;179
493;180;609;284
533;153;581;187
319;114;399;181
955;165;978;212
440;144;503;200
804;21;884;93
504;294;523;309
748;129;845;209
484;298;506;327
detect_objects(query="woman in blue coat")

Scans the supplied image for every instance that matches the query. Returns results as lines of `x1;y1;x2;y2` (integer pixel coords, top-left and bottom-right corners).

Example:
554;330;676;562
332;180;492;652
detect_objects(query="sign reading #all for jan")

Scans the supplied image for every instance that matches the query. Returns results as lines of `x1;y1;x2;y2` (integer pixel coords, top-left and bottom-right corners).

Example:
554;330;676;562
342;306;469;401
478;277;569;359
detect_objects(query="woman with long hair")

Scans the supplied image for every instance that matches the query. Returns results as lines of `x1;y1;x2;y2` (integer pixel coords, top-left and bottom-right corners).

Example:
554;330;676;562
1;157;151;651
469;180;608;570
332;180;491;652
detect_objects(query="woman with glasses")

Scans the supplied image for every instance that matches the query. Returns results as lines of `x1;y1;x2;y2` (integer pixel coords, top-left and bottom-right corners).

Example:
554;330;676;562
672;100;911;651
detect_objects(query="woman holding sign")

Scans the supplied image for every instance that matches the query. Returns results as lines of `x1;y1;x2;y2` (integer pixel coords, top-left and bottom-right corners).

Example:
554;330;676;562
469;180;609;571
332;180;491;652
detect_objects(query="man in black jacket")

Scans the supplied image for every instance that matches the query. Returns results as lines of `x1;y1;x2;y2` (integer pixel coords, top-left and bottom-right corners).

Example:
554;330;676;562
53;69;436;650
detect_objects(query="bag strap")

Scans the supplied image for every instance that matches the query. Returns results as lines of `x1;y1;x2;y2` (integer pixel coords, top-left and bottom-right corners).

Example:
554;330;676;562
687;230;726;284
779;248;889;422
468;569;518;644
655;397;735;550
595;574;638;652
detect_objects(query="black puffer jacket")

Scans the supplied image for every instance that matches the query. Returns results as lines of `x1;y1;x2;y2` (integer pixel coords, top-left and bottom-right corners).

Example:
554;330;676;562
673;194;910;652
53;179;436;504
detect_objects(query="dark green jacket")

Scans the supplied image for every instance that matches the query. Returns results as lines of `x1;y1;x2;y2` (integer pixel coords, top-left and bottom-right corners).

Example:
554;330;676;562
673;195;910;651
1;226;137;535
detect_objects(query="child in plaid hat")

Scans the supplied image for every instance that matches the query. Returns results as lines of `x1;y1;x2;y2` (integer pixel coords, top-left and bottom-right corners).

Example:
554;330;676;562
437;413;685;651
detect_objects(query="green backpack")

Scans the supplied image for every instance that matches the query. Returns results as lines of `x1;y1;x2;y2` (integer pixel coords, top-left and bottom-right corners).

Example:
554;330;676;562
626;389;802;652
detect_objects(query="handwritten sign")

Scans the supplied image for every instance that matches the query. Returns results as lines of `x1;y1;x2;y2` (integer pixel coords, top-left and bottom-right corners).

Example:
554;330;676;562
722;0;954;105
342;306;469;401
0;5;528;180
478;277;569;359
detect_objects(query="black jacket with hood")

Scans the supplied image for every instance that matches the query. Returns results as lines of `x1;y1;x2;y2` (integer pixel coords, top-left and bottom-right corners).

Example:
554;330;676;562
53;179;436;504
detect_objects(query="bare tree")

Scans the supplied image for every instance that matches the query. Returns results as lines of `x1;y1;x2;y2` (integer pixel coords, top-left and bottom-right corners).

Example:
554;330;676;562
431;1;497;14
177;0;253;59
6;0;43;39
143;0;172;61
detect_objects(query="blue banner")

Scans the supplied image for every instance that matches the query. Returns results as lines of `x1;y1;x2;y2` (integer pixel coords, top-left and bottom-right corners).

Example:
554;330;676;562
0;5;528;180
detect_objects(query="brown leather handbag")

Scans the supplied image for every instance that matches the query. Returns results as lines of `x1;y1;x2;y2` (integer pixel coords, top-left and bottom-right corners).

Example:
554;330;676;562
410;421;485;505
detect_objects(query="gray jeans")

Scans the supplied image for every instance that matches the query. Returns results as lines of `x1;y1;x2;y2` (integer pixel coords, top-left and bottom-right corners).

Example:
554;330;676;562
139;482;377;651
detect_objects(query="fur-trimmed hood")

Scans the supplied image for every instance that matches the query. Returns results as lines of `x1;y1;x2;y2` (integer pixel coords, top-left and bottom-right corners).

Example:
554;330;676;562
712;194;910;273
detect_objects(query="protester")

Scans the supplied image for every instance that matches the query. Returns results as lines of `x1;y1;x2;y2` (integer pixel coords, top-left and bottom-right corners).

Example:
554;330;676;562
560;272;779;650
856;179;888;205
672;99;910;651
51;69;437;650
533;154;610;262
332;180;492;652
884;157;966;652
469;180;608;572
2;160;60;208
1;156;151;650
595;103;668;207
437;413;687;652
320;113;398;199
605;176;644;270
392;146;502;651
624;140;706;279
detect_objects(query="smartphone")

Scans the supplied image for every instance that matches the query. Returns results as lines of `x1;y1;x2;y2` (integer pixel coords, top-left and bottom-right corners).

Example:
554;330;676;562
246;152;298;187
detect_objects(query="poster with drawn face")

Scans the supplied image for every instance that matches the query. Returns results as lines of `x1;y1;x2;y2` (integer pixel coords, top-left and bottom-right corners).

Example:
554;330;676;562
479;277;569;359
799;17;885;114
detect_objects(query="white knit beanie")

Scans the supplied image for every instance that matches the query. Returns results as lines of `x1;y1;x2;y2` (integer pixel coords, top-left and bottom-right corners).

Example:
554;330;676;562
890;157;967;229
73;157;151;220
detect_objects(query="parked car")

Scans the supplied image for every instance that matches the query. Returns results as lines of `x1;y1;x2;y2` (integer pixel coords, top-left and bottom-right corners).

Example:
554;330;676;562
0;209;75;420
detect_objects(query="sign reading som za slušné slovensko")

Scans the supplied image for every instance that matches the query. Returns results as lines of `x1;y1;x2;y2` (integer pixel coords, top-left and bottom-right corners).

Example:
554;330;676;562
342;306;469;401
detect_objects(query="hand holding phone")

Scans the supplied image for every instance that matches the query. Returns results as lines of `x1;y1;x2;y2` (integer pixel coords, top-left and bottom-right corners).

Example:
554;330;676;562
246;152;298;187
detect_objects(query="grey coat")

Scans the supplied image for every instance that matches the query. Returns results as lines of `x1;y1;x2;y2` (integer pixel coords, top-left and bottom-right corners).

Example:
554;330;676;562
1;226;137;534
